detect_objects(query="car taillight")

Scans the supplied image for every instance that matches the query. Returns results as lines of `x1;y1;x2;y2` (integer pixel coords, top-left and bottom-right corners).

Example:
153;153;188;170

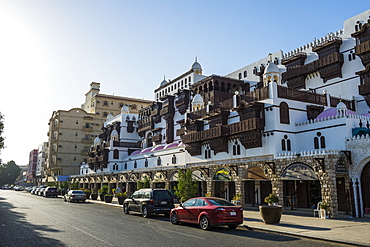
215;208;227;213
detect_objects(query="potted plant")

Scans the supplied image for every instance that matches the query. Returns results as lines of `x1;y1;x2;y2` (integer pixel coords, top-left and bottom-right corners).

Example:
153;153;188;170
104;193;114;203
116;192;128;205
319;202;328;219
91;190;98;200
259;193;282;224
98;185;109;201
232;193;242;205
83;189;91;199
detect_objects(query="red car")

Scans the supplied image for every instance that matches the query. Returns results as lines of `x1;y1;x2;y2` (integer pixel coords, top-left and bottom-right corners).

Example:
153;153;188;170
170;197;243;230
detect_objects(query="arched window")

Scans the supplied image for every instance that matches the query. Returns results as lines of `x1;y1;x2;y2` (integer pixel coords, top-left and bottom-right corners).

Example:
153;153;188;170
281;139;286;151
172;155;177;164
157;157;162;166
314;132;325;149
238;73;242;79
145;159;148;167
113;149;119;159
348;53;353;61
320;136;326;149
243;71;247;78
124;162;127;169
281;135;291;151
134;161;137;168
205;146;212;159
279;102;290;124
233;141;241;155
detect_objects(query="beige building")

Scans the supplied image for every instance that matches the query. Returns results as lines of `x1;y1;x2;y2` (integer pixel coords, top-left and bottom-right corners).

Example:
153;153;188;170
45;82;152;180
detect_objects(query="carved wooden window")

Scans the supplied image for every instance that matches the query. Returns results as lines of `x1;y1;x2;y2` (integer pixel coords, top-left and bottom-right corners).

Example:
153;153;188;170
172;155;177;164
113;149;119;159
279;102;290;124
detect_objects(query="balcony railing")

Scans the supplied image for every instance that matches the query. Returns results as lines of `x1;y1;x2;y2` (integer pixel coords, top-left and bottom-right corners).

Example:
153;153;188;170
228;118;264;135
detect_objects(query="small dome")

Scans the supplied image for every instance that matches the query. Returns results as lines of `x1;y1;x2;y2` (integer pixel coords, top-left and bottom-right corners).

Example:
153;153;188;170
111;129;118;137
192;94;204;104
264;61;280;74
121;105;130;113
316;107;355;119
160;78;168;87
94;137;100;145
192;61;202;70
336;101;347;110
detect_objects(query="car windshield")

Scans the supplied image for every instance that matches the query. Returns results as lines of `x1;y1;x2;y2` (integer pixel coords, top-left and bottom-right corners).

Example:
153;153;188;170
72;191;85;194
208;199;235;206
153;190;172;200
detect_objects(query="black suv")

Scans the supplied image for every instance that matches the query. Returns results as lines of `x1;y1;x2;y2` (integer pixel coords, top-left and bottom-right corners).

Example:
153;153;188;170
123;189;174;217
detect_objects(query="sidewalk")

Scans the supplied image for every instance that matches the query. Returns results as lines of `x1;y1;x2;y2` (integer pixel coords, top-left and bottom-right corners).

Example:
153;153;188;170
88;197;370;246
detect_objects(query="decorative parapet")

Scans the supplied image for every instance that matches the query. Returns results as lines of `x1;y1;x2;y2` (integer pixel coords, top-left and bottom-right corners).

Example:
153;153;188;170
346;133;370;147
295;113;370;126
275;149;341;159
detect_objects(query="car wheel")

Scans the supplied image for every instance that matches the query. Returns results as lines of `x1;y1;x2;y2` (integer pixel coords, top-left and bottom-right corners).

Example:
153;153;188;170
170;212;179;225
228;224;238;229
200;216;211;230
123;204;129;214
141;205;149;218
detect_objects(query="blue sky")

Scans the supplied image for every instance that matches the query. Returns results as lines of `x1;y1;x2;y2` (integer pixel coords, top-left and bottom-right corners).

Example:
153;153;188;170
0;0;369;166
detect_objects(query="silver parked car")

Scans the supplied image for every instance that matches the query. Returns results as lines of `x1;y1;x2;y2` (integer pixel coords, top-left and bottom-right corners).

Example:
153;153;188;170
64;190;87;203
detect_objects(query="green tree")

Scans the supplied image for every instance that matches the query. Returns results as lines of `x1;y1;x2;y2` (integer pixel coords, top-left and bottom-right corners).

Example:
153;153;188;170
174;169;198;202
137;176;150;190
0;161;21;186
0;112;5;151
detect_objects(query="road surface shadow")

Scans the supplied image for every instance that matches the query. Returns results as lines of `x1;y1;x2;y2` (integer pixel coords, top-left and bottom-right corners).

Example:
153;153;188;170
0;195;65;247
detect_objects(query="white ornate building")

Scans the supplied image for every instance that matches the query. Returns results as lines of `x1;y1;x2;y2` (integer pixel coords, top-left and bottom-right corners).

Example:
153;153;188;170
72;9;370;218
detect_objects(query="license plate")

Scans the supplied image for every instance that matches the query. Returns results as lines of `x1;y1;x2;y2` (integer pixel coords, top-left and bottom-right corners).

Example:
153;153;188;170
161;201;167;205
230;212;236;215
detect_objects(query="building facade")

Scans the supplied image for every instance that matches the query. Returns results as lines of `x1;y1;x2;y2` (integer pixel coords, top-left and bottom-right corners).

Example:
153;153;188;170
71;9;370;218
26;149;38;184
43;83;152;182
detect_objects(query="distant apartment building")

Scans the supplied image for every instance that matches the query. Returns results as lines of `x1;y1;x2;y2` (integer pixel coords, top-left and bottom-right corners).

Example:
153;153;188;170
35;142;47;183
44;82;152;181
26;149;38;183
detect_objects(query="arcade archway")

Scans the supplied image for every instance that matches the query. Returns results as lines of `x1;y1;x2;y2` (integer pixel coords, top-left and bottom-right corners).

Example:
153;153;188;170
281;163;321;208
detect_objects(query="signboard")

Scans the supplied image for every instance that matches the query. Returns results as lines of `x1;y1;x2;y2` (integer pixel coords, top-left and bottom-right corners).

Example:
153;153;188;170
213;168;233;181
281;163;318;180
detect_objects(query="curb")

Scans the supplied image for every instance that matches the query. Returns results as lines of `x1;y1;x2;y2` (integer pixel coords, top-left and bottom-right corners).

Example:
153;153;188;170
243;225;367;247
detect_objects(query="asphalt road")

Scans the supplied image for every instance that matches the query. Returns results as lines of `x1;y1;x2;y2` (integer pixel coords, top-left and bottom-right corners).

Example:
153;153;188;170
0;190;349;247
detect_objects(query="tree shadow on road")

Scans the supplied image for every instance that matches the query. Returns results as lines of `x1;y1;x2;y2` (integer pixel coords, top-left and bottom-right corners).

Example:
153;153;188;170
0;196;65;247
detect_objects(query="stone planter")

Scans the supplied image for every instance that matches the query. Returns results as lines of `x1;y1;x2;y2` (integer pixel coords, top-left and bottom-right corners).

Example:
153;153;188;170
99;194;105;201
104;195;113;203
84;192;91;199
91;193;98;200
117;196;127;205
259;205;282;224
